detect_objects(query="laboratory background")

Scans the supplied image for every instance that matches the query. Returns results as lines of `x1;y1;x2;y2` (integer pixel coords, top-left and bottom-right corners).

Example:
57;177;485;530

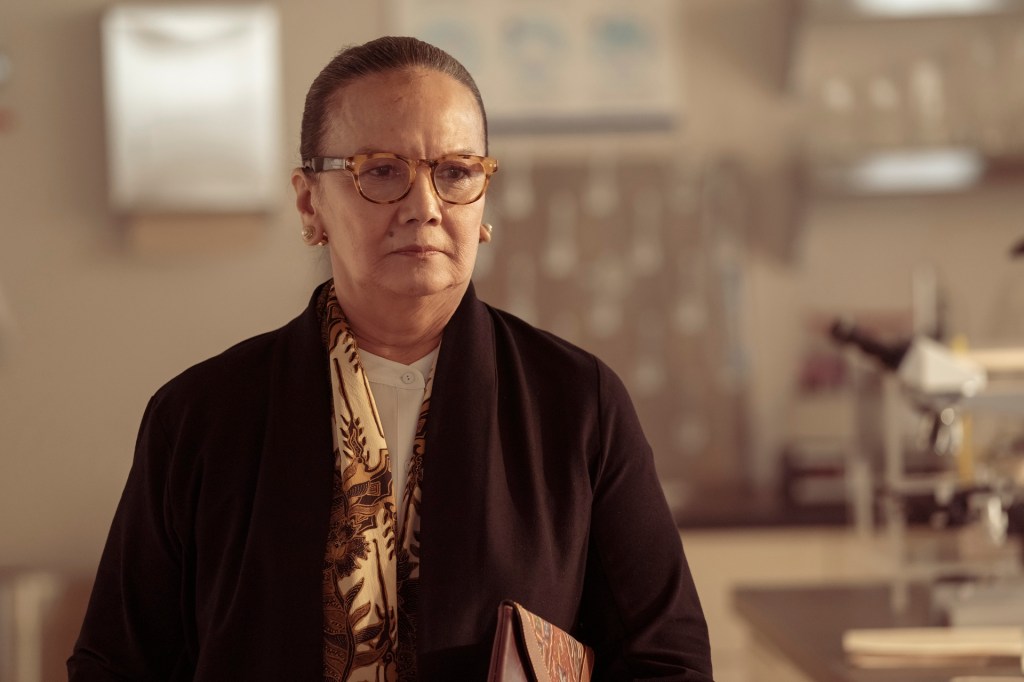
4;0;1024;680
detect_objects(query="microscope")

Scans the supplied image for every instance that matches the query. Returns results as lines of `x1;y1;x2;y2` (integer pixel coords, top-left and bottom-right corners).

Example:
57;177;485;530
831;320;1024;622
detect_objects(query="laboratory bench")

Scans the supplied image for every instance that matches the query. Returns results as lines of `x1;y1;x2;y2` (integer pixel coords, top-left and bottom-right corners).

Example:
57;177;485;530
733;583;1022;682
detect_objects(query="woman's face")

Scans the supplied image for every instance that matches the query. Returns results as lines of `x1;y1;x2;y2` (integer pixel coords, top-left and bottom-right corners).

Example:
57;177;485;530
296;68;489;304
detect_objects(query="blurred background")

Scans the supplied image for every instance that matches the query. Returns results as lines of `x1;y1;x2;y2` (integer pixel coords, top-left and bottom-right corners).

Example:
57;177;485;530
4;0;1024;680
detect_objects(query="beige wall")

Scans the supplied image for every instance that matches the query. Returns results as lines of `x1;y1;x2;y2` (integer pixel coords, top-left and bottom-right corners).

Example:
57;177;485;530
0;1;386;570
3;0;1024;577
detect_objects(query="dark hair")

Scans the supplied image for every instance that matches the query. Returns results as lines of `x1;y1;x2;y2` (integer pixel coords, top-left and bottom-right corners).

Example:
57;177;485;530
299;36;488;161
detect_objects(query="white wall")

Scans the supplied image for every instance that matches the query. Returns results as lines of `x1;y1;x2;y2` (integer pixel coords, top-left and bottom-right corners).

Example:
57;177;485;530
800;189;1024;341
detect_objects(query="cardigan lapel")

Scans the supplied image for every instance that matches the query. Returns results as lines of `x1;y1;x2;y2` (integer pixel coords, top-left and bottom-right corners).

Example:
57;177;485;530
416;283;508;674
239;284;335;679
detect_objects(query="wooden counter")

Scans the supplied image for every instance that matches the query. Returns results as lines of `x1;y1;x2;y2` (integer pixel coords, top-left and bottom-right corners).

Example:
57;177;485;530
733;583;1022;682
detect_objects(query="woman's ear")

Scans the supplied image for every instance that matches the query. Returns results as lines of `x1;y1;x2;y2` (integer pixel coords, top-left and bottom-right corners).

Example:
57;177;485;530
291;168;317;222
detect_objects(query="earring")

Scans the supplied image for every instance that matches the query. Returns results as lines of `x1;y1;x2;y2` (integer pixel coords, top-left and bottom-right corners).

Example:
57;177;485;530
301;225;315;243
481;223;493;243
318;233;328;247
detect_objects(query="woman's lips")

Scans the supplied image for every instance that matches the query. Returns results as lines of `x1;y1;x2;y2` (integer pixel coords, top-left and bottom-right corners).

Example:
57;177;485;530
393;245;442;256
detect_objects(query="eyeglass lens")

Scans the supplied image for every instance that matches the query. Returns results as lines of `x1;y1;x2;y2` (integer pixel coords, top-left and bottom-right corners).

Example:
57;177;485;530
357;156;488;204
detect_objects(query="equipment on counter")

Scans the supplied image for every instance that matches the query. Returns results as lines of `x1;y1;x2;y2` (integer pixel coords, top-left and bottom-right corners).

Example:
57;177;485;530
831;319;987;458
830;319;1024;618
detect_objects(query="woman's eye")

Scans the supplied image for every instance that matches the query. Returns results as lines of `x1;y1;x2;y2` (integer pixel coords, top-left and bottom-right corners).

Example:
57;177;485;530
439;164;472;181
364;162;402;179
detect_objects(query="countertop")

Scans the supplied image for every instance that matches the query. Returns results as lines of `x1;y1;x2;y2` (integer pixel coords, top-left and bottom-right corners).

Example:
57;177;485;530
733;583;1022;682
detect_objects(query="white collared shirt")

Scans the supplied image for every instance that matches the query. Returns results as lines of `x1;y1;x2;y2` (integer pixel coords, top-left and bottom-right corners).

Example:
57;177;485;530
357;347;439;522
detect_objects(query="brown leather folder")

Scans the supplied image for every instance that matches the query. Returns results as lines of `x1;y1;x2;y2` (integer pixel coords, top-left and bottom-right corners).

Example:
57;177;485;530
486;600;594;682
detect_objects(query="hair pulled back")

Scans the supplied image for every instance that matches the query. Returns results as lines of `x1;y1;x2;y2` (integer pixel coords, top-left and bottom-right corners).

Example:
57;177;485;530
299;36;488;161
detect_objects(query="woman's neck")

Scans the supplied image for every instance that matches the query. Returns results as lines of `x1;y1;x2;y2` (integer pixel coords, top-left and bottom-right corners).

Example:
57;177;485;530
334;279;464;365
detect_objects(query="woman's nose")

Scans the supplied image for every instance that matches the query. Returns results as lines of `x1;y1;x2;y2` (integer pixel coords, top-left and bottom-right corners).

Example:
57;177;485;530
401;165;443;224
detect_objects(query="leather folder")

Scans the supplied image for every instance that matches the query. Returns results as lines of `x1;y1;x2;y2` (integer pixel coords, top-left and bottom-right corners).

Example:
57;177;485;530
487;600;594;682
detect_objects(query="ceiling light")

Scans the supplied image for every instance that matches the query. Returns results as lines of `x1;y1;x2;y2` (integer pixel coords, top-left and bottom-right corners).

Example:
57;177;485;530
851;0;1008;17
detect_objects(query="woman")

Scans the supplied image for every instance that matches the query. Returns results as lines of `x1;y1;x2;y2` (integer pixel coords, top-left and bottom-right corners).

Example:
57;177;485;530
69;37;713;681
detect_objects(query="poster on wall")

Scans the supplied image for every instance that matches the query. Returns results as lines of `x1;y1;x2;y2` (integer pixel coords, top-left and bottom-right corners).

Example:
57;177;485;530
391;0;682;133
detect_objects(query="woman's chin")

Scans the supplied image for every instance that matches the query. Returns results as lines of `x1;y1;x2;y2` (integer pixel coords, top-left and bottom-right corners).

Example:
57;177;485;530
379;272;467;300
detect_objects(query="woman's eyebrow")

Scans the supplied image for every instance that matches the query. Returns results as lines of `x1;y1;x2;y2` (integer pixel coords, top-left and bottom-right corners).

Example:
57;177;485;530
348;148;483;158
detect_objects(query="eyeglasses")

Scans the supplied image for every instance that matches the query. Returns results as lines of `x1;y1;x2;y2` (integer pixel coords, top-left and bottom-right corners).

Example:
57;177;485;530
303;152;499;205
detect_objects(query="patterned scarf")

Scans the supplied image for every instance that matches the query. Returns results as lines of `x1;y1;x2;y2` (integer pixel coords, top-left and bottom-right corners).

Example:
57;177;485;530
319;284;431;682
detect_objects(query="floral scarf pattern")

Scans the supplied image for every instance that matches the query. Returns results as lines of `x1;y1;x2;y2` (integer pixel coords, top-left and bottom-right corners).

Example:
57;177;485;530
319;284;431;682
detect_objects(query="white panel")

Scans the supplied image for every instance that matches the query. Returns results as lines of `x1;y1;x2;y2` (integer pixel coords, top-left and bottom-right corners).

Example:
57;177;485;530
102;4;281;213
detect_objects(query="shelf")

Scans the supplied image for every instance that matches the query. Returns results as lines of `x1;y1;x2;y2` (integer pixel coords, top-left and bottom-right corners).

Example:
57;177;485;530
787;0;1024;194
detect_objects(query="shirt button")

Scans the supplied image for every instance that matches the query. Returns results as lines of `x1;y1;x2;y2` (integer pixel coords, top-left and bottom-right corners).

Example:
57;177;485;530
401;371;416;385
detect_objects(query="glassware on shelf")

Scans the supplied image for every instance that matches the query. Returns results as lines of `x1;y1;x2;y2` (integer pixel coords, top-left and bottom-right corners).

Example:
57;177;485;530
809;75;860;161
994;21;1024;155
966;33;1003;153
629;187;665;277
582;150;620;219
632;309;667;398
672;253;708;337
908;57;949;148
1003;25;1024;153
541;189;579;279
473;204;500;281
586;250;630;338
864;74;906;150
506;251;539;324
500;154;536;221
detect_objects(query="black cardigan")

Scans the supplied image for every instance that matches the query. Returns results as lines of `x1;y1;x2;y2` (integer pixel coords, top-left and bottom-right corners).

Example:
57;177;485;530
69;283;713;681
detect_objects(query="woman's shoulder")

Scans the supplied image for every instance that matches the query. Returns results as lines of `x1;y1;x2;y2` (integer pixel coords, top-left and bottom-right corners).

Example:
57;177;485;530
153;300;323;423
171;329;279;389
153;289;325;413
149;328;284;417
